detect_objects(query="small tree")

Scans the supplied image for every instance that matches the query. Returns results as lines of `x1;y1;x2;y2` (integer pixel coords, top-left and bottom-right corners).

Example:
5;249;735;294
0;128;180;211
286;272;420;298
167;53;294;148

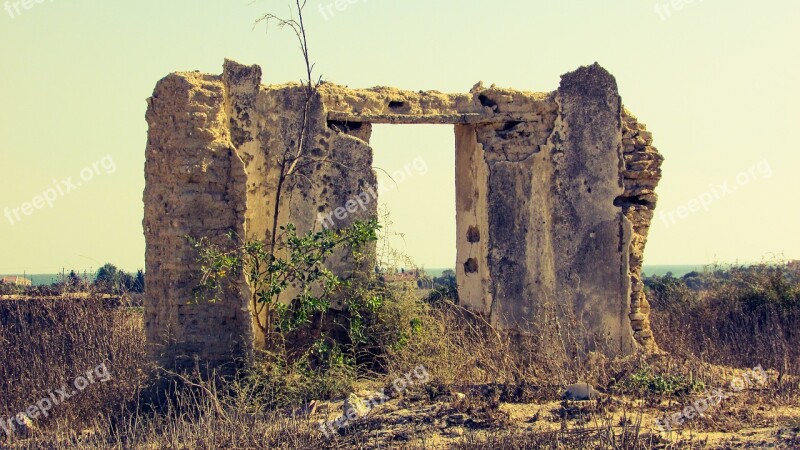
95;263;121;293
191;219;380;350
133;270;145;293
192;1;383;366
95;263;136;295
63;270;84;293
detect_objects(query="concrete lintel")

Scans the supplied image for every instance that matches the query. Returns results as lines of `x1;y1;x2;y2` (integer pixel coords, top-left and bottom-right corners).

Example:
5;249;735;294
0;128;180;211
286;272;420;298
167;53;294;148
327;111;542;125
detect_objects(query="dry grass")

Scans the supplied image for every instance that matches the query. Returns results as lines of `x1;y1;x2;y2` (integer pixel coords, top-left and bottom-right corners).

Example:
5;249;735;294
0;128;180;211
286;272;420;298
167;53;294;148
375;286;619;390
1;265;799;449
649;264;800;378
0;297;147;436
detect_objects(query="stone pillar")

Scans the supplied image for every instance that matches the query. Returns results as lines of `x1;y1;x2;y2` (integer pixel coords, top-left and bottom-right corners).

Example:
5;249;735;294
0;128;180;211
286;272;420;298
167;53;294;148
144;71;252;373
545;64;635;356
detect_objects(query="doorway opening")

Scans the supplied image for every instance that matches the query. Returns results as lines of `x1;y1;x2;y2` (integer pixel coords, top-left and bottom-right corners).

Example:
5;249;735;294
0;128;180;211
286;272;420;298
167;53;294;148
369;124;456;281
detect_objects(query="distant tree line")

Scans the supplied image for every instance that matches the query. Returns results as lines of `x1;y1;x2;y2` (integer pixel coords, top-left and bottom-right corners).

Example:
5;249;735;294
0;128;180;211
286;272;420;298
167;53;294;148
424;269;458;304
644;264;799;311
646;263;799;377
94;264;145;294
0;264;144;296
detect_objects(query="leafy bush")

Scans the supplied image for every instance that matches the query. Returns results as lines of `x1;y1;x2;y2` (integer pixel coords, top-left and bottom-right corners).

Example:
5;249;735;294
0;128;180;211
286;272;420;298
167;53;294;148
425;269;459;304
643;273;698;311
234;347;356;410
612;364;705;397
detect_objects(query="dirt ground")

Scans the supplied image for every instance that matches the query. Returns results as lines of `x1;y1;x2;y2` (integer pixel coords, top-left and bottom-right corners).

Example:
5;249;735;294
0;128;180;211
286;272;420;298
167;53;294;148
304;373;800;449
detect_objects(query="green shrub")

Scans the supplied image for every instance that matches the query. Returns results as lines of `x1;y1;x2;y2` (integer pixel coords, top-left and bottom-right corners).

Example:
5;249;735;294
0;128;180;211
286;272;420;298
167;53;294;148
612;364;705;397
190;219;380;352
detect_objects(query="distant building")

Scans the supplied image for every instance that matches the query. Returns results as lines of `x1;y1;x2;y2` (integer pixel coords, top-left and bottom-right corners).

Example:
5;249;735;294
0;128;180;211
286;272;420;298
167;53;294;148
382;270;419;290
2;276;32;286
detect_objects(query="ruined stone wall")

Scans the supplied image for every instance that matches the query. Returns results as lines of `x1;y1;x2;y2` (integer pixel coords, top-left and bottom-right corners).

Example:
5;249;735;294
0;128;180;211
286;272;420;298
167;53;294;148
620;110;664;351
144;61;663;370
458;66;641;356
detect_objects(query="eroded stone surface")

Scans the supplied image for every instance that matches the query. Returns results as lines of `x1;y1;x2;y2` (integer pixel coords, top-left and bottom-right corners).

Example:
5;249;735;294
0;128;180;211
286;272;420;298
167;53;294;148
144;70;252;371
143;60;663;370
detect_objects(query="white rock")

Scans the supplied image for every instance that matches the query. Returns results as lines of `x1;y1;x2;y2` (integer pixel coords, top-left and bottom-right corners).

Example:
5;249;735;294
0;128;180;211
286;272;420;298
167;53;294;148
564;383;600;401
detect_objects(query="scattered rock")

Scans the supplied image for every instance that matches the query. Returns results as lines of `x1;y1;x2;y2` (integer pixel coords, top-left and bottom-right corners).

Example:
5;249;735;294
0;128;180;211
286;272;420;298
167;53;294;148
564;383;600;401
343;393;372;421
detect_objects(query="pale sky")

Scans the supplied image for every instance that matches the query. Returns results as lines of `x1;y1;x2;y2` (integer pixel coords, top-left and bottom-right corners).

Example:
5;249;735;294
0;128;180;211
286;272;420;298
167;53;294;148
1;0;798;273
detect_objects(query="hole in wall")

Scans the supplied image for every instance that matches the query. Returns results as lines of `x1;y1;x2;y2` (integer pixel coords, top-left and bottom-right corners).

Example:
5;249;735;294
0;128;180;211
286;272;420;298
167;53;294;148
467;226;481;243
327;120;363;133
478;94;497;110
464;258;479;274
500;121;522;132
388;101;406;110
496;120;523;140
614;195;652;208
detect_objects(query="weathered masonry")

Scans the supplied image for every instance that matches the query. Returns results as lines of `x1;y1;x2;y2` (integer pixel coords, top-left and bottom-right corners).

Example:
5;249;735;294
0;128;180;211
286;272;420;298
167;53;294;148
144;60;663;371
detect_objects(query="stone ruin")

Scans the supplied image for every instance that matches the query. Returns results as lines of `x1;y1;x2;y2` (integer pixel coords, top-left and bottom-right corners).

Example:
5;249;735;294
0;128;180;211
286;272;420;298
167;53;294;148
143;60;663;371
